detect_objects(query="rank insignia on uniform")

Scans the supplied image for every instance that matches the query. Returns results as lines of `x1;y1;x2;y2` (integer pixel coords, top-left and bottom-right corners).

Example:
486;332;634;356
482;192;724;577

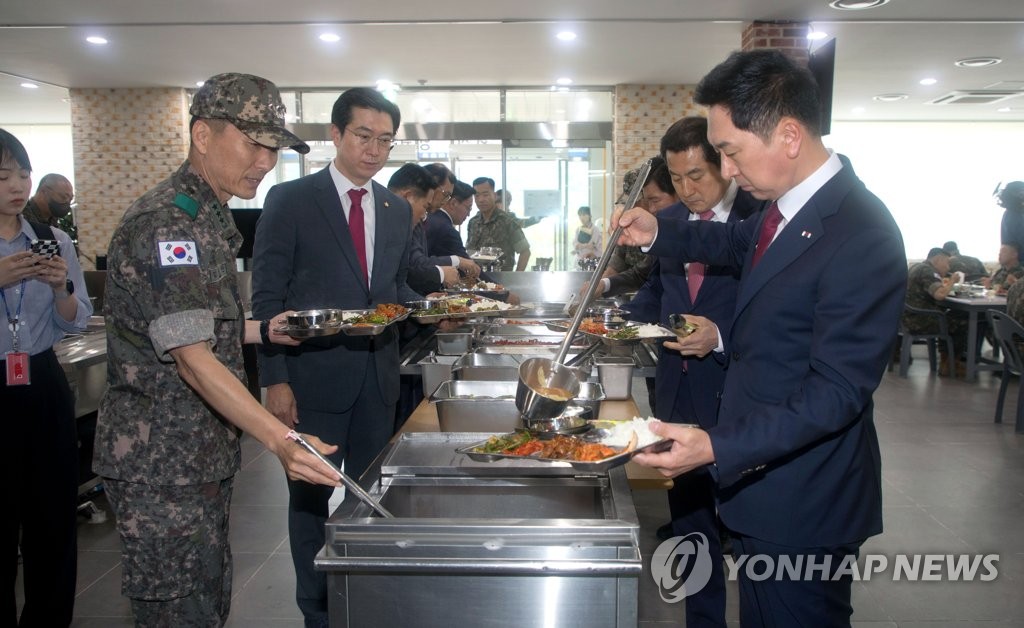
159;241;199;266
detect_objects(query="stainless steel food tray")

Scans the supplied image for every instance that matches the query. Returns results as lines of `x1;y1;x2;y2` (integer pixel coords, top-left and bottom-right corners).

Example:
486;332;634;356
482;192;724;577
277;308;408;337
455;432;673;472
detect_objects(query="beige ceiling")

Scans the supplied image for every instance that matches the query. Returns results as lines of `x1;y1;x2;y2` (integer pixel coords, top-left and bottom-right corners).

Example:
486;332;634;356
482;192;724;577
2;0;1024;125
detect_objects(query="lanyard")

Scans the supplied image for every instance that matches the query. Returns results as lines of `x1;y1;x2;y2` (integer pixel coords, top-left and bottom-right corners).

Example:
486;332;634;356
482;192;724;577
0;280;27;352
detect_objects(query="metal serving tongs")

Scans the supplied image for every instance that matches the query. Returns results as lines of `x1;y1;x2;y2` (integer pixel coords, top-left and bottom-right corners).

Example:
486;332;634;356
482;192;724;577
553;159;653;365
286;430;395;518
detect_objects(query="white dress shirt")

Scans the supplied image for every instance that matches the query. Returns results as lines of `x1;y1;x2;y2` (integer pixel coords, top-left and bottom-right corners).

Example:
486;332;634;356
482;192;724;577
329;160;376;285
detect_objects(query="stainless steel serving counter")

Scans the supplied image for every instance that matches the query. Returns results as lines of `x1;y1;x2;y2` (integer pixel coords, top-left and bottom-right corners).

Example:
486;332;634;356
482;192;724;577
317;432;642;628
55;316;108;418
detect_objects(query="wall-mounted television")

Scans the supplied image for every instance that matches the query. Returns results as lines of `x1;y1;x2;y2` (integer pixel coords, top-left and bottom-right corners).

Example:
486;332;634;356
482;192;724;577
808;38;836;137
230;208;262;259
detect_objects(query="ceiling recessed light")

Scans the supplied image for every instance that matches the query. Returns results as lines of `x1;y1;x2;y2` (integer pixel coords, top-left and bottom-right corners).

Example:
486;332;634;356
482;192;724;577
556;31;577;41
807;30;828;41
86;36;108;45
319;33;340;43
195;81;205;87
20;82;38;89
955;56;1002;68
919;77;938;86
873;93;909;102
556;77;573;86
829;0;890;10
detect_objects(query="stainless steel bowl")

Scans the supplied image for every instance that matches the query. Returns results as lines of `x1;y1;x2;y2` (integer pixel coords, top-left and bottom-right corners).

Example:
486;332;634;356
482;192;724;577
287;309;342;329
515;357;581;422
524;406;590;436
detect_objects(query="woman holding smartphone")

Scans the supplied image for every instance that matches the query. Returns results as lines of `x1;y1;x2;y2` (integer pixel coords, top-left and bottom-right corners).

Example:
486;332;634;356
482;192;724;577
0;127;91;626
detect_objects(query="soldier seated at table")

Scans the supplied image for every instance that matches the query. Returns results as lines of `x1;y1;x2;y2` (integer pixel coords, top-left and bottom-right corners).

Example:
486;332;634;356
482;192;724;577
984;243;1024;296
904;247;969;376
944;240;988;281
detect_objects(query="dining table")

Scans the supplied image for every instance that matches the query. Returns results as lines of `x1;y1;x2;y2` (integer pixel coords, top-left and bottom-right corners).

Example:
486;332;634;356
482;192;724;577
944;294;1007;381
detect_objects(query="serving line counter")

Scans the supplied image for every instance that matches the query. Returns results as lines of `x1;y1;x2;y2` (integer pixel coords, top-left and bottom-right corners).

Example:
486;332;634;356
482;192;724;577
316;394;664;628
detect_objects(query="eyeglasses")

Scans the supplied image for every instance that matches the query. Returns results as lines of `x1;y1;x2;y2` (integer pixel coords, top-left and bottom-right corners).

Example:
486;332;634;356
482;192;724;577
439;189;454;204
344;127;395;151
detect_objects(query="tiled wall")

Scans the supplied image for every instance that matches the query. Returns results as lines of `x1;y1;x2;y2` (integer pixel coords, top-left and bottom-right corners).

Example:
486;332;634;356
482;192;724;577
612;84;703;197
70;87;189;269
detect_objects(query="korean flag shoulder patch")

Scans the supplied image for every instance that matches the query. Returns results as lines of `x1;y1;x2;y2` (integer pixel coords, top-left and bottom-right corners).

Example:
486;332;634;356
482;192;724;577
158;241;199;267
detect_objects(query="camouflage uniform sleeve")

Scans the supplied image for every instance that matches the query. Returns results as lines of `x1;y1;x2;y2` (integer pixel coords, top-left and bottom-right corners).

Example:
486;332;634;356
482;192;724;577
509;219;529;254
118;215;217;363
607;245;628;274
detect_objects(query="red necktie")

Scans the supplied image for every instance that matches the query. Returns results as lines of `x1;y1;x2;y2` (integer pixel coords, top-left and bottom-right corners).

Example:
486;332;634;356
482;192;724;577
751;201;783;268
687;210;714;302
346;188;369;285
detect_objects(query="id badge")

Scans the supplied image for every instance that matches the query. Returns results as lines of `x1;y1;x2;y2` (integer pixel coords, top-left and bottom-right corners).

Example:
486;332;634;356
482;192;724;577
5;352;30;386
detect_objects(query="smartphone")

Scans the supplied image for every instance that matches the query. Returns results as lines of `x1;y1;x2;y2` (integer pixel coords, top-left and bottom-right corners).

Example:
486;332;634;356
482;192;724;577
30;239;61;259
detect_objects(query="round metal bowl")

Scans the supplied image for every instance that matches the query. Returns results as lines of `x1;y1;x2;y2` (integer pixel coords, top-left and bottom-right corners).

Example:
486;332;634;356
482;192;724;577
524;406;590;437
515;357;581;422
287;309;342;329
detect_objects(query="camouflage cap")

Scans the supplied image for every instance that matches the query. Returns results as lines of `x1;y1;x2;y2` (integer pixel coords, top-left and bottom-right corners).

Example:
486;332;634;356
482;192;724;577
190;73;309;154
616;166;643;204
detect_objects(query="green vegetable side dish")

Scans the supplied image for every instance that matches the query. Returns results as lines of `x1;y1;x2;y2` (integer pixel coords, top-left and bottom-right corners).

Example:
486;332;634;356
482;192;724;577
350;313;389;325
607;327;639;340
478;430;533;454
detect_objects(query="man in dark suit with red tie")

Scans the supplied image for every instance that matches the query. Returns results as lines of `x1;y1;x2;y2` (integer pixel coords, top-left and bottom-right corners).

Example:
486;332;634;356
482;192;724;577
251;87;422;628
618;50;906;626
625;116;759;628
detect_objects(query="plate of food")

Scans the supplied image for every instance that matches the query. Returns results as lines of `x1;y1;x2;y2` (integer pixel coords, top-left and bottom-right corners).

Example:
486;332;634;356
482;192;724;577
446;279;509;300
410;295;526;323
456;416;674;472
337;303;410;335
576;319;677;346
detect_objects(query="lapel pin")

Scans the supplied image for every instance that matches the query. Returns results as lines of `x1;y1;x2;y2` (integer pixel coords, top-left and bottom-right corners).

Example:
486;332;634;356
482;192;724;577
801;230;812;238
384;201;389;208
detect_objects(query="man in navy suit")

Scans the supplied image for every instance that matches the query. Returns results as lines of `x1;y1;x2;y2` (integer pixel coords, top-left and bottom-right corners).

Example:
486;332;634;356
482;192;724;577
251;87;422;628
387;162;460;295
620;51;906;626
425;180;473;259
626;116;758;628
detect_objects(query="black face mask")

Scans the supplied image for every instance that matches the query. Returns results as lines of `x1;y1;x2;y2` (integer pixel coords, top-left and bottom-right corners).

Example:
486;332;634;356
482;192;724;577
49;201;72;218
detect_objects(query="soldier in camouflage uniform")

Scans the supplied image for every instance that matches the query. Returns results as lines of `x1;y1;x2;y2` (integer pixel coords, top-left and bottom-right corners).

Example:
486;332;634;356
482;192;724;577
903;247;968;365
95;73;340;627
943;241;989;281
466;177;531;271
589;159;678;297
985;243;1024;295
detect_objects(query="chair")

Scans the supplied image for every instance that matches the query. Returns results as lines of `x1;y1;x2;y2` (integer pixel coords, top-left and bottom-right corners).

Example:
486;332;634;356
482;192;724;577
896;304;956;377
985;309;1024;433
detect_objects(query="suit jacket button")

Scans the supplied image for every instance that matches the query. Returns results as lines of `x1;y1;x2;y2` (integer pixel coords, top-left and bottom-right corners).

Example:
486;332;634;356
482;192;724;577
731;352;740;361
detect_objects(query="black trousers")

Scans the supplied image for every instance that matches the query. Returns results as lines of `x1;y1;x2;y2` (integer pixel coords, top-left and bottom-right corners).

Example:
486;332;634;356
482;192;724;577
286;357;395;628
2;349;78;627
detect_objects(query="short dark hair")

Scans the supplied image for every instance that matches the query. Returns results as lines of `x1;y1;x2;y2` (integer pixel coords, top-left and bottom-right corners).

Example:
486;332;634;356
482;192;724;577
660;116;720;170
423;162;455;187
331;87;401;133
942;241;959;255
0;128;32;172
999;181;1024;212
387;163;434;196
646;157;675;196
451;180;475;202
927;247;951;260
578;206;591;215
472;177;495;191
694;49;822;141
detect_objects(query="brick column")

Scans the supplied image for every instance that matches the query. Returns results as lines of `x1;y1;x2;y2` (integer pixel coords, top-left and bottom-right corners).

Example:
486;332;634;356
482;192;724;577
741;21;810;66
613;84;703;200
70;88;189;269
